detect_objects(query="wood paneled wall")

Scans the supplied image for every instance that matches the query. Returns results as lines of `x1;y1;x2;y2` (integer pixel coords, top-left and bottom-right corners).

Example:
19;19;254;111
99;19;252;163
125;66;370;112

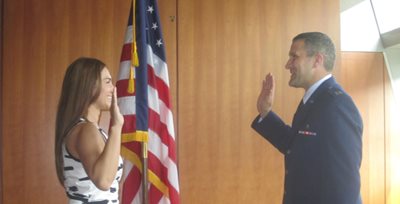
339;52;400;204
384;63;400;204
2;0;397;204
340;52;386;204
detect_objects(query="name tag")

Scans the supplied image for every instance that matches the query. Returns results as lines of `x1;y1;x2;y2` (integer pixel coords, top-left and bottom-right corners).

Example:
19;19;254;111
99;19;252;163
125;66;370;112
298;130;317;136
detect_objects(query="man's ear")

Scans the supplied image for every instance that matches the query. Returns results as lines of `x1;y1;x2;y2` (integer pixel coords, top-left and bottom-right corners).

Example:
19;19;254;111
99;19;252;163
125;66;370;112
313;52;324;68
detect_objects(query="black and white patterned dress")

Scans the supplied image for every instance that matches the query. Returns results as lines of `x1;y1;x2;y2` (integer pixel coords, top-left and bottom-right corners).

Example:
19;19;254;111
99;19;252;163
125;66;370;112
62;118;123;204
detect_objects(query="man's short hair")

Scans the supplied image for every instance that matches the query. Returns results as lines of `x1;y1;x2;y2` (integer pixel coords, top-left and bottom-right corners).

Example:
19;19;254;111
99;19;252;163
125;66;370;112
293;32;336;71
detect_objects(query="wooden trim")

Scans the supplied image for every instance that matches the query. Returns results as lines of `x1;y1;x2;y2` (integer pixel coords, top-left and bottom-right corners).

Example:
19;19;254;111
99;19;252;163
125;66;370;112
0;0;4;201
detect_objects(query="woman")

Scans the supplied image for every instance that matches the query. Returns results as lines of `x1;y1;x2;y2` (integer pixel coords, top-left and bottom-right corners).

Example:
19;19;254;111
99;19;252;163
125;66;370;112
55;57;124;203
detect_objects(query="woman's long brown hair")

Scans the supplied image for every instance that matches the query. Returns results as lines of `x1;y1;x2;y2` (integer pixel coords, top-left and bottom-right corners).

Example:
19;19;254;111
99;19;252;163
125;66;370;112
55;57;105;185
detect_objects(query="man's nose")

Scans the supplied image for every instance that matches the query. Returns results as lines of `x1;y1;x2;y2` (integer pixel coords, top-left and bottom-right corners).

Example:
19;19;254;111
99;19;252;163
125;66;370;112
285;60;291;69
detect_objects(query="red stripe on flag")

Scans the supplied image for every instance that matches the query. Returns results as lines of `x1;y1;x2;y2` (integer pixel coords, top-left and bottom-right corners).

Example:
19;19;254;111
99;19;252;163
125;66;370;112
148;152;180;204
167;180;180;204
120;43;132;62
122;166;141;204
122;141;142;156
148;152;169;183
148;65;171;108
121;115;136;134
149;109;177;162
116;79;136;97
149;184;164;204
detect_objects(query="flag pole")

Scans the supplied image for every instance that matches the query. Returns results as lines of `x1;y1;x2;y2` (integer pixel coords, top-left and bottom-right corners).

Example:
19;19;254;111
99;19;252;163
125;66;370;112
142;141;149;204
131;0;149;202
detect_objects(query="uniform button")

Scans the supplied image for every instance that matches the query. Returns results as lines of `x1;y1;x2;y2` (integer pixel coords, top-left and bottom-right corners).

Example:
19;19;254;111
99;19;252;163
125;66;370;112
285;170;289;175
286;150;291;155
306;124;310;129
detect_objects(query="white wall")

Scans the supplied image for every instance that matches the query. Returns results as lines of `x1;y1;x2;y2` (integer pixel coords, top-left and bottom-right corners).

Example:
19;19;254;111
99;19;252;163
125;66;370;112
341;0;400;105
384;47;400;103
340;0;383;52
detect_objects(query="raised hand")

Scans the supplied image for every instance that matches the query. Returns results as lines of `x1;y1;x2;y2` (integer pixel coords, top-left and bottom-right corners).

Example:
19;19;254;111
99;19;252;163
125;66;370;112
110;87;124;127
257;73;275;118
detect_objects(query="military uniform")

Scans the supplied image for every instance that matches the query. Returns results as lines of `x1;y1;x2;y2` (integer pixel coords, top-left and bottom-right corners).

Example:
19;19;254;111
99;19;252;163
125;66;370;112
252;77;363;204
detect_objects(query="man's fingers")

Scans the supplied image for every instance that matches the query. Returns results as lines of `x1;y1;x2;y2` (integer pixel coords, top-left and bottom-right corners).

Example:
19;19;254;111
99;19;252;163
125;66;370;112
263;73;274;91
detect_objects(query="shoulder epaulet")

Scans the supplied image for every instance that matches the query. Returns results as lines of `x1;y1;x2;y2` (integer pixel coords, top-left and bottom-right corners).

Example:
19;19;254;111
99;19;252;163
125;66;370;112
327;86;344;97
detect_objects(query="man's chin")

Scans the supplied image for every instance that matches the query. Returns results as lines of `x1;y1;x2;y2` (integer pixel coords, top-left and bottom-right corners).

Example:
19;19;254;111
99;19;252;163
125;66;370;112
288;81;300;88
288;80;296;87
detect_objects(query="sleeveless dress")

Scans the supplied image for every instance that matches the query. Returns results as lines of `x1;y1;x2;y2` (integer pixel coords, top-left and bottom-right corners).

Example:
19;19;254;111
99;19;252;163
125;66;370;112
62;118;123;204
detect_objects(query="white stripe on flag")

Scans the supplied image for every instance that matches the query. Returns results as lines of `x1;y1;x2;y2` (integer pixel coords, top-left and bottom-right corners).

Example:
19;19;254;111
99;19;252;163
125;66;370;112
159;196;171;204
167;155;180;192
118;96;136;115
118;61;132;80
132;184;143;204
147;45;170;86
148;129;168;163
122;160;133;182
148;129;180;193
148;86;175;140
123;25;133;44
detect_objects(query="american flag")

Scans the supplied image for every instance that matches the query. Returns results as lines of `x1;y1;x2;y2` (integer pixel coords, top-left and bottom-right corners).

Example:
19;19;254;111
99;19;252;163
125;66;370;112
116;0;180;203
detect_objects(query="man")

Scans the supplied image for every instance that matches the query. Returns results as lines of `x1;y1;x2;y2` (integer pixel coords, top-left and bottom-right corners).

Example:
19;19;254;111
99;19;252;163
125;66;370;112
251;32;363;204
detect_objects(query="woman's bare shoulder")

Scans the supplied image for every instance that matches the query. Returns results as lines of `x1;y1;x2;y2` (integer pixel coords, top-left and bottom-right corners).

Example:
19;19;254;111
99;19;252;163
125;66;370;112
65;122;103;159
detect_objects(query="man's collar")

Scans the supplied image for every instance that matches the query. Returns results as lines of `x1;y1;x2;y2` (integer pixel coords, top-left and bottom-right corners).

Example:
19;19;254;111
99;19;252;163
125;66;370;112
303;74;332;104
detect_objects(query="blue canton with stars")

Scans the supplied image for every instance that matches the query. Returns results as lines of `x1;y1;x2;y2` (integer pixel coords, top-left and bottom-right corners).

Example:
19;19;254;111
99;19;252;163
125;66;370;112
128;0;166;62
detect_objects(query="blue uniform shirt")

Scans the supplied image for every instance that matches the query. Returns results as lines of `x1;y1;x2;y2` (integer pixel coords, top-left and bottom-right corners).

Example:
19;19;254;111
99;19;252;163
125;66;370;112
252;77;363;204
